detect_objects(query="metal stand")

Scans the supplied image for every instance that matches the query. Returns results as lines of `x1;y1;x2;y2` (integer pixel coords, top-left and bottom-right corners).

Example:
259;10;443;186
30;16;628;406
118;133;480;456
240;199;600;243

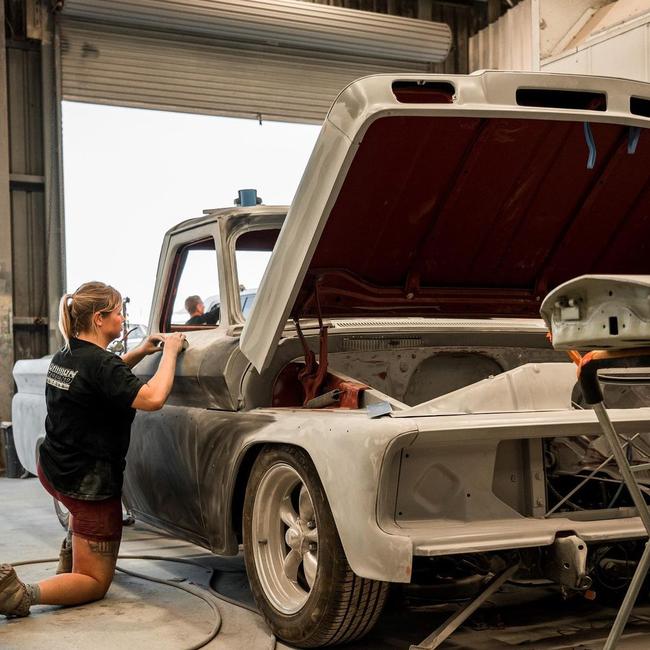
409;563;519;650
592;402;650;650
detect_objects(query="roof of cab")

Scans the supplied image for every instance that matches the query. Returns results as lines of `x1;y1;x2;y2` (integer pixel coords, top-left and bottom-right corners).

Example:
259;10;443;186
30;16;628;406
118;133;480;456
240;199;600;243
165;205;288;237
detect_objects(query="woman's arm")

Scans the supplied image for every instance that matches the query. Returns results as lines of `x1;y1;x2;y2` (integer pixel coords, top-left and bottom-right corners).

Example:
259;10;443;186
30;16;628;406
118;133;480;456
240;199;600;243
131;333;185;411
121;334;164;368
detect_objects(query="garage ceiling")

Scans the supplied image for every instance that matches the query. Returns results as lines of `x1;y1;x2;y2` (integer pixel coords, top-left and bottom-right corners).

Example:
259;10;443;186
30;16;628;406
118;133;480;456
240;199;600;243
58;0;453;123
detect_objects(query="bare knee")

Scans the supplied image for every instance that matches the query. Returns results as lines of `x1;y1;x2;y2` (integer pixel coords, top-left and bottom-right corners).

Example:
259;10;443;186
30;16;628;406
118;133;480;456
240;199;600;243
93;578;112;600
83;580;110;602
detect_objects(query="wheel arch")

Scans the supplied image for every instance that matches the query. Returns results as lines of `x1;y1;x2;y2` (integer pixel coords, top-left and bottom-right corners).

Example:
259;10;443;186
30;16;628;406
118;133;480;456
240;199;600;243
231;441;316;544
224;416;415;584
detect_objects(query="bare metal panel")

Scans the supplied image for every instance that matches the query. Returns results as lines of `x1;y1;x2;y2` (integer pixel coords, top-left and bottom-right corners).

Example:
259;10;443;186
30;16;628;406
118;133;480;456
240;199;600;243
58;19;428;123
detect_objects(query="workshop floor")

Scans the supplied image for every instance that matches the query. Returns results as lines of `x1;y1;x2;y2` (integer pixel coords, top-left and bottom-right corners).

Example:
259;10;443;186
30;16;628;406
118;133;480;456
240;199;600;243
2;476;650;650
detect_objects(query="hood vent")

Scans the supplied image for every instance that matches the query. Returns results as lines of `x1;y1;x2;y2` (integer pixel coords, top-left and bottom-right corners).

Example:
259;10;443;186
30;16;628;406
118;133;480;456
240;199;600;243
392;80;454;104
341;336;423;352
516;88;606;111
332;318;448;328
631;96;650;118
330;318;545;329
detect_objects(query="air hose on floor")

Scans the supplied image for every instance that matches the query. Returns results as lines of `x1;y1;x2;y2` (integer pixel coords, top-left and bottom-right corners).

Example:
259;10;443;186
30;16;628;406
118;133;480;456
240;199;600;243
12;554;225;650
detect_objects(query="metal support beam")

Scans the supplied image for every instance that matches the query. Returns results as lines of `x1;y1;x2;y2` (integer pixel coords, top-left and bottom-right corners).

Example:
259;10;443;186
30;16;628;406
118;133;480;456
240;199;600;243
41;5;65;352
409;563;520;650
604;540;650;650
0;0;15;424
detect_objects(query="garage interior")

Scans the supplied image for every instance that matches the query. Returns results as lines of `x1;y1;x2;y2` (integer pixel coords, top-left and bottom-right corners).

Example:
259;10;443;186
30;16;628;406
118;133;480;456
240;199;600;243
3;1;650;648
0;0;499;423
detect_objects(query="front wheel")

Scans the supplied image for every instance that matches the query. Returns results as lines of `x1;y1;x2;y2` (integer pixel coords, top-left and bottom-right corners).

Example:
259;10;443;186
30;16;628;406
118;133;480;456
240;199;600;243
243;445;388;647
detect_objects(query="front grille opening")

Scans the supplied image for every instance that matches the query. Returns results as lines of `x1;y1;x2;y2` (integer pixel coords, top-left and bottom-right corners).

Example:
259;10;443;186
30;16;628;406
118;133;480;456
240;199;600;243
631;96;650;118
516;88;607;111
392;81;455;104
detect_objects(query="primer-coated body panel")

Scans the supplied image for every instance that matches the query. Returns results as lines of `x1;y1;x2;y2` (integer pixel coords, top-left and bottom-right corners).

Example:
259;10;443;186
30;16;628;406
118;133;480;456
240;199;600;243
124;400;650;582
125;404;419;582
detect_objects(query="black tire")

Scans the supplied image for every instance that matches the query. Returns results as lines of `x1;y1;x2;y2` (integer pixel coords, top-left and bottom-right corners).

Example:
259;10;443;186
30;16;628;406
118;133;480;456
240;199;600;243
243;445;388;648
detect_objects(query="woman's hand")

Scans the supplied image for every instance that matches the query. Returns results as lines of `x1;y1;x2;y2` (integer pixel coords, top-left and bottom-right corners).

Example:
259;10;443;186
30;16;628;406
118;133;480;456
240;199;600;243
162;332;186;355
131;332;186;411
140;334;165;355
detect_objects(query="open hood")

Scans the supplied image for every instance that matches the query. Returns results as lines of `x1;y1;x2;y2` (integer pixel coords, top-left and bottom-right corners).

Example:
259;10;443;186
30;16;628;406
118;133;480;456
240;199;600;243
241;71;650;371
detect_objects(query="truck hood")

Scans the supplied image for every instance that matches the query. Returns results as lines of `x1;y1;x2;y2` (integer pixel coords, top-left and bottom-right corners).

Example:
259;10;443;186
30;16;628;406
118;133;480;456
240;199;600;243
241;71;650;371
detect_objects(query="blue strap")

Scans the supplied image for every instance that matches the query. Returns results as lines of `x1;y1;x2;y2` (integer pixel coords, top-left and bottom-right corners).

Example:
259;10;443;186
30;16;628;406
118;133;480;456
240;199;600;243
583;122;596;169
628;126;641;154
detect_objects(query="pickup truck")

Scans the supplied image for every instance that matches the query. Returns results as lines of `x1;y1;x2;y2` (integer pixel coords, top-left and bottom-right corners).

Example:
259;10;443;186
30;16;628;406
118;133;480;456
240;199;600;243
12;71;650;648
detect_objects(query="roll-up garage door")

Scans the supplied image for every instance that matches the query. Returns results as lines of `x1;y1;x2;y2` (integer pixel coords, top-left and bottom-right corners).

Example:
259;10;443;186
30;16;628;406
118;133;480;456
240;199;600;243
58;0;452;123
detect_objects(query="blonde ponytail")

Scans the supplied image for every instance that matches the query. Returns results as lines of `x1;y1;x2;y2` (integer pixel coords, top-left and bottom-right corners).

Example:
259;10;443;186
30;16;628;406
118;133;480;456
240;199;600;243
58;293;74;350
57;282;122;350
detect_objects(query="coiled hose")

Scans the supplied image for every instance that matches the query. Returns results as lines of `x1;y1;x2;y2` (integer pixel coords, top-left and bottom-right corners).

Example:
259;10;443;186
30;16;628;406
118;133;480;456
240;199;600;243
12;554;225;650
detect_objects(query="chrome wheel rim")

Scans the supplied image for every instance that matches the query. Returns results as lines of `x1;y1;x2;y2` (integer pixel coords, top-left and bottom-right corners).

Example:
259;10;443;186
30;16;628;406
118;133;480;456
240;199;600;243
252;463;319;614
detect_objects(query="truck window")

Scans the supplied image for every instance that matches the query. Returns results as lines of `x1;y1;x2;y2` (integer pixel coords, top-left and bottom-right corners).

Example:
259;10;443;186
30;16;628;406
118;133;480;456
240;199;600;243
235;228;280;319
165;238;220;331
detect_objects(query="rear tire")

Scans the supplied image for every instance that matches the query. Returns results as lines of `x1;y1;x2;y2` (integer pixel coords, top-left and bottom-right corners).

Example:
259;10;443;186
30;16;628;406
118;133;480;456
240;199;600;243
243;445;388;647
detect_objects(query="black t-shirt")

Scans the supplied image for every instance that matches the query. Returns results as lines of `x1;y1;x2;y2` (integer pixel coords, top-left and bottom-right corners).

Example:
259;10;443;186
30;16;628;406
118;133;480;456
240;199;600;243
39;338;144;500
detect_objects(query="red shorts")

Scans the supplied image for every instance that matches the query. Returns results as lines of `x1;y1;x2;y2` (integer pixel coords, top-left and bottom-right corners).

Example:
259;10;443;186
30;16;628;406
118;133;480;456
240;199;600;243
37;464;123;542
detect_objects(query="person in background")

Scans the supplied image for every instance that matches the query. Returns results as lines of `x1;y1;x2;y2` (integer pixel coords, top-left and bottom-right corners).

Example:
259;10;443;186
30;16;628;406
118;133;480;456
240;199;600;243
0;281;185;618
184;295;219;325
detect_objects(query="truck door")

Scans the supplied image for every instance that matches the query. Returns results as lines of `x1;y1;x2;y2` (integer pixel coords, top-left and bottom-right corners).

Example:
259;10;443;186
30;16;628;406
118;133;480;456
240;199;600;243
124;228;226;544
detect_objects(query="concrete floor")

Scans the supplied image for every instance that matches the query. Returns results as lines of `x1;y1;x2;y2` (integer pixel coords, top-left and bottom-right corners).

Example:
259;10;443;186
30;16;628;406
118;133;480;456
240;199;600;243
2;476;650;650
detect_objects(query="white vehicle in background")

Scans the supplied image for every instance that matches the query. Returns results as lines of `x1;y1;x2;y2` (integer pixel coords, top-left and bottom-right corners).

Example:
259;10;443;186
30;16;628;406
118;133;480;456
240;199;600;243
205;290;257;319
108;323;148;354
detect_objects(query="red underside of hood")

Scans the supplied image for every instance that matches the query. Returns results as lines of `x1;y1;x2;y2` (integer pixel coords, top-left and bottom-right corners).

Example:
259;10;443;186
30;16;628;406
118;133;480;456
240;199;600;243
292;115;650;319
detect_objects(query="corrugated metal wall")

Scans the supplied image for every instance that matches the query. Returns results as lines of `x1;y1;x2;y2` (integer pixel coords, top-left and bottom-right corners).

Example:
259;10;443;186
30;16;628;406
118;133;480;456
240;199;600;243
468;0;537;71
310;0;488;74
